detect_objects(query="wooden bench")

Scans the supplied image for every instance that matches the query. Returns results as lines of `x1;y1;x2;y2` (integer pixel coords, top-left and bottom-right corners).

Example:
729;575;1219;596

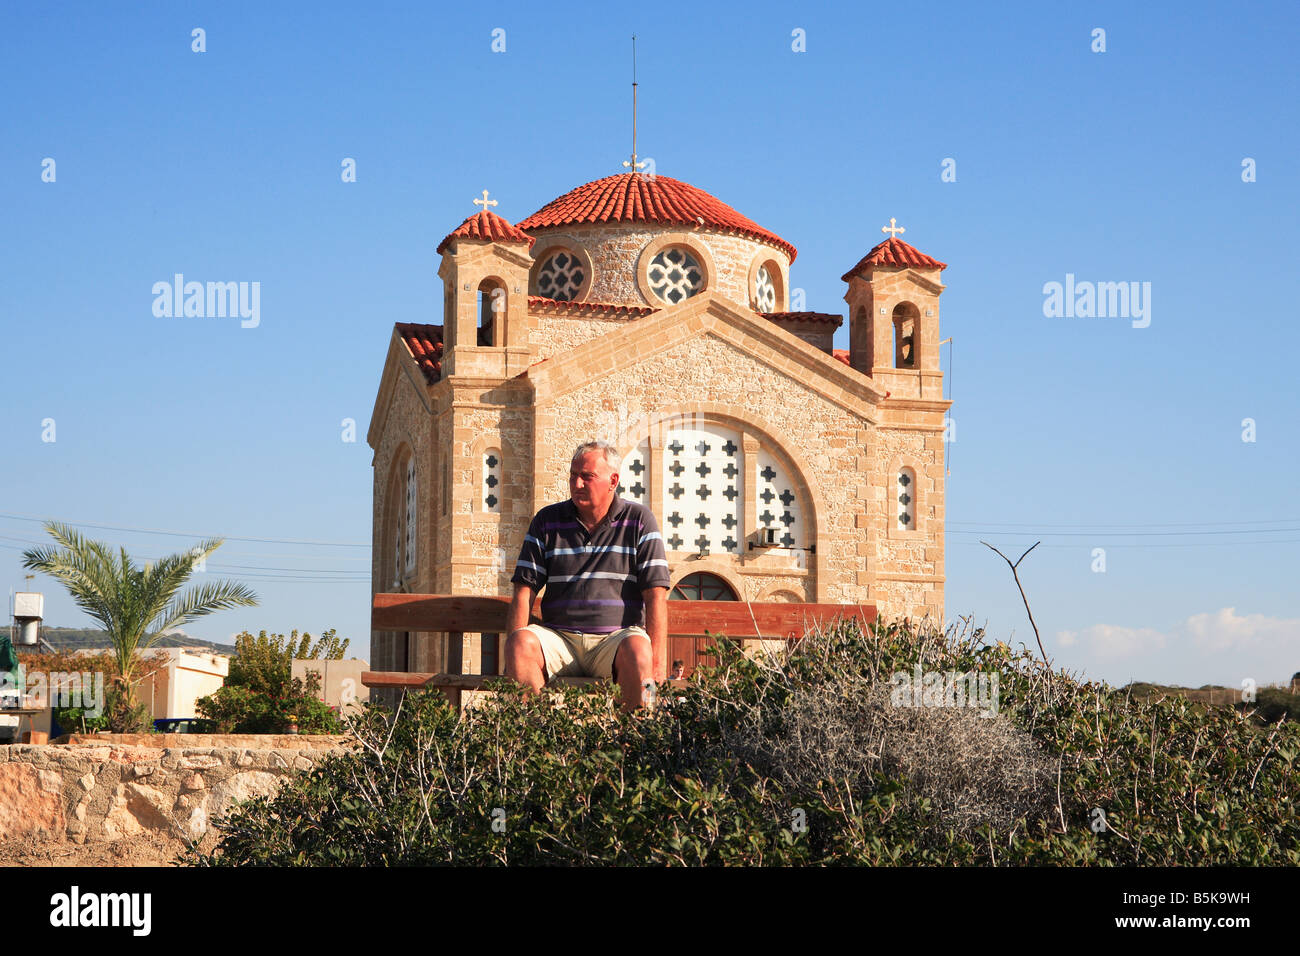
362;593;876;710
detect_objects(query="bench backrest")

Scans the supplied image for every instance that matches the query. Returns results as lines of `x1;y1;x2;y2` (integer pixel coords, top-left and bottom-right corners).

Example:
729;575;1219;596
372;593;877;676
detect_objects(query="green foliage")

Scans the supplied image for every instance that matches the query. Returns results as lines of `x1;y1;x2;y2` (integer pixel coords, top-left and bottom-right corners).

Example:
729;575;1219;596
20;521;257;732
224;628;348;695
195;628;347;734
189;617;1300;867
1252;687;1300;724
196;673;342;735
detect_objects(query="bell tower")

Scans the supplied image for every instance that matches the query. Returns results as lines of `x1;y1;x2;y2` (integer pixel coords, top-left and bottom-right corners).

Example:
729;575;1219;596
842;219;947;400
436;190;535;379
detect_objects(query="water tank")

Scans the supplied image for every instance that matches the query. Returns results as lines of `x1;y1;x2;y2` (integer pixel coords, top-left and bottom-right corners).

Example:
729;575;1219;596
12;592;43;646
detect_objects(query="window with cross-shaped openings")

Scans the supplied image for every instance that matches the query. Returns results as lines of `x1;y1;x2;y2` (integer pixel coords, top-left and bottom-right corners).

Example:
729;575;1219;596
896;467;915;530
755;448;804;549
616;441;649;506
404;458;418;575
483;448;502;513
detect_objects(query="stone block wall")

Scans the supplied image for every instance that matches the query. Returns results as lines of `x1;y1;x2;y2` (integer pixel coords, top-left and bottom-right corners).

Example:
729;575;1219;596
0;738;348;846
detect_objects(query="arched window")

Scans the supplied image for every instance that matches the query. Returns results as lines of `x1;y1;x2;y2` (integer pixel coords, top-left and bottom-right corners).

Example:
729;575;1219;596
615;439;649;505
387;451;416;587
476;279;503;346
751;257;785;313
404;457;418;575
670;572;738;601
896;466;916;531
892;302;919;368
654;422;806;555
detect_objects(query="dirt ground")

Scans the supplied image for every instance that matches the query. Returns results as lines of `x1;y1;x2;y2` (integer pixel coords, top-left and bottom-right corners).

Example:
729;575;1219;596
0;830;221;867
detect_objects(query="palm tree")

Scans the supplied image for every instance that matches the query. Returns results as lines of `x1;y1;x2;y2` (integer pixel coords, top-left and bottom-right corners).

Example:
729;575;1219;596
21;521;258;729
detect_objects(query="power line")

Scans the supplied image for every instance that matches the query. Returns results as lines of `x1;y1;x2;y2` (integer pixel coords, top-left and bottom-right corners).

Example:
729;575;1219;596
948;518;1300;529
949;527;1300;538
0;511;370;548
953;537;1300;550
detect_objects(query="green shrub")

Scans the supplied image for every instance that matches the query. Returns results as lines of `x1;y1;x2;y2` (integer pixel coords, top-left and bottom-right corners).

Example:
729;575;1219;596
188;617;1300;866
195;628;347;734
197;671;341;734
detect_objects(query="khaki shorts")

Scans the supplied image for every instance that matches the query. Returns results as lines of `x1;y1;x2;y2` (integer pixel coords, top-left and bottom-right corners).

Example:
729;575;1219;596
519;624;650;683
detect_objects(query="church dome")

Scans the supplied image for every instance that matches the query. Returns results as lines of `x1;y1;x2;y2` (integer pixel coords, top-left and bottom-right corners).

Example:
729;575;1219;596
518;173;797;262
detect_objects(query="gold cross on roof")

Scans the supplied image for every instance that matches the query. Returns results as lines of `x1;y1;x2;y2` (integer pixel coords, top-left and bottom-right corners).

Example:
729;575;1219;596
881;217;905;239
473;189;498;212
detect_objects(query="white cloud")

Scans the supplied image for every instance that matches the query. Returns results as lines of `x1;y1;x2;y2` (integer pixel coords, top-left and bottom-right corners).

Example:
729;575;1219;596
1054;623;1165;658
1055;608;1300;682
1181;607;1298;652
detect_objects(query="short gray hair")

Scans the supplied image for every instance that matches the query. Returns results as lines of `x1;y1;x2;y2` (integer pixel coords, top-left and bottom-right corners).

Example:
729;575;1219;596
571;440;621;473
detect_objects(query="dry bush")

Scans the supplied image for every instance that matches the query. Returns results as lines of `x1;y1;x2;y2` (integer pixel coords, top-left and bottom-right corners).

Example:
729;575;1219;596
696;619;1058;838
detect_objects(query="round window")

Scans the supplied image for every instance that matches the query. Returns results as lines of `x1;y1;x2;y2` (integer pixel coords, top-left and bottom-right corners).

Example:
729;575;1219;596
536;250;585;301
648;246;704;304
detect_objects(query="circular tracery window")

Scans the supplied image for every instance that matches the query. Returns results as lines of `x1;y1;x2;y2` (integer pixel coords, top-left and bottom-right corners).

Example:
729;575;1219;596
537;250;585;301
648;246;704;304
754;264;776;312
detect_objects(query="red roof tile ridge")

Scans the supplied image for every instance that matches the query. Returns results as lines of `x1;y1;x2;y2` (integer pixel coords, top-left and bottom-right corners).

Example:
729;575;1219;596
527;295;657;317
436;209;535;255
840;236;947;281
518;172;797;262
394;323;444;383
763;311;844;324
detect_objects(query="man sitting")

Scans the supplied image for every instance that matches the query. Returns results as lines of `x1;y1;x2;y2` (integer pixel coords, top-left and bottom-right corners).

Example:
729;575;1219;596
505;440;670;712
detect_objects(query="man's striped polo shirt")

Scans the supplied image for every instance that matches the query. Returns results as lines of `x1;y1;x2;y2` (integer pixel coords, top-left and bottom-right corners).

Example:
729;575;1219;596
511;495;671;634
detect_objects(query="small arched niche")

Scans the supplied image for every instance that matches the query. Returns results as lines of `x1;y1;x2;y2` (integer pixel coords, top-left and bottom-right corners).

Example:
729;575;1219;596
892;301;920;369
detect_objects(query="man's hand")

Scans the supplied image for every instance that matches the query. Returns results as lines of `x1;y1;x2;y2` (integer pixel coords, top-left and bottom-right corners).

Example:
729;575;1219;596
643;586;668;683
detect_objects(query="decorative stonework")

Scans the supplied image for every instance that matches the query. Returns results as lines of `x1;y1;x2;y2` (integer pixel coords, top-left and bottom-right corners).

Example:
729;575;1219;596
647;246;705;304
528;236;594;303
637;232;714;307
483;448;502;513
536;249;586;301
754;263;776;312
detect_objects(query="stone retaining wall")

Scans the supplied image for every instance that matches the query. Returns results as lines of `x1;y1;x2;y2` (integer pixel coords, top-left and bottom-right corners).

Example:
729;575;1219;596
0;737;351;845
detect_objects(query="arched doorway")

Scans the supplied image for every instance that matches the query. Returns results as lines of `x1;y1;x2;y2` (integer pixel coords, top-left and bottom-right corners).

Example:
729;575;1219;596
667;572;738;677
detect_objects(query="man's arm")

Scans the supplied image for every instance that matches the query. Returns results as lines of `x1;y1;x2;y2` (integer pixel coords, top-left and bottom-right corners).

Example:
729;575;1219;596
643;586;668;683
508;583;534;634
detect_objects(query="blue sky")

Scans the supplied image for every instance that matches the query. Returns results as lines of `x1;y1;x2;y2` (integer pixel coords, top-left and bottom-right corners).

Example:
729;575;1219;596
2;0;1297;689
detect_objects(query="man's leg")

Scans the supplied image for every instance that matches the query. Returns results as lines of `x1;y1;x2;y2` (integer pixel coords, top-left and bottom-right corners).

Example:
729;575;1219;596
611;631;654;713
504;627;547;693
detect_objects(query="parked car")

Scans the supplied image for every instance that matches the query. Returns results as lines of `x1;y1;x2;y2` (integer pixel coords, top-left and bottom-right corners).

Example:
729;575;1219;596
152;718;218;734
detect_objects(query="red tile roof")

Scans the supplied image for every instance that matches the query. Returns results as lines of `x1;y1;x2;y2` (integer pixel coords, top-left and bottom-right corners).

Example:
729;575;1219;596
528;296;657;318
436;210;536;255
832;348;852;366
763;311;843;326
518;173;798;262
395;323;443;383
840;237;947;281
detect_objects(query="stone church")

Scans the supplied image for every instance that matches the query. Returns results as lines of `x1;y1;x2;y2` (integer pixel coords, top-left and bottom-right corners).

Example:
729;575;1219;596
367;171;950;675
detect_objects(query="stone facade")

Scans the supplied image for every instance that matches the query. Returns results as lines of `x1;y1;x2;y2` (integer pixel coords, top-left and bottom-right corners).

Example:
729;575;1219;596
369;183;950;677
